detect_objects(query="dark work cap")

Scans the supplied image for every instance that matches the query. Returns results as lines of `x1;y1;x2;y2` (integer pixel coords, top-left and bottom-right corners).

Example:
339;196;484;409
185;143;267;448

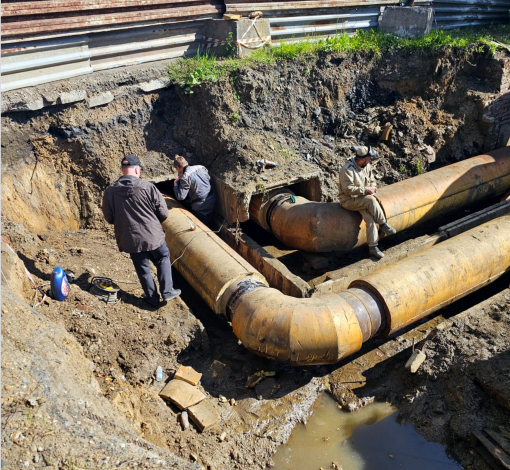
121;154;142;167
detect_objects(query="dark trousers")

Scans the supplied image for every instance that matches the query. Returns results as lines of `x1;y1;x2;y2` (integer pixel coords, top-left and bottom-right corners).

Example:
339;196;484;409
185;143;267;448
130;242;173;305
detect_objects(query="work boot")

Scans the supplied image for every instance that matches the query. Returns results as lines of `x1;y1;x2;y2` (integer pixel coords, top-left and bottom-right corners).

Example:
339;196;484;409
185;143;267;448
379;223;396;236
369;245;384;259
162;288;181;301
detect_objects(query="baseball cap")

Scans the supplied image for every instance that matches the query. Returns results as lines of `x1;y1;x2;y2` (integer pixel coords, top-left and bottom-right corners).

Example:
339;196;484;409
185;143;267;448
121;154;142;167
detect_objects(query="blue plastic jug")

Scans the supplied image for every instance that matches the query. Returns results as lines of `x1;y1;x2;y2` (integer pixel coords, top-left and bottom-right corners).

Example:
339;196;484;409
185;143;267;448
50;267;70;301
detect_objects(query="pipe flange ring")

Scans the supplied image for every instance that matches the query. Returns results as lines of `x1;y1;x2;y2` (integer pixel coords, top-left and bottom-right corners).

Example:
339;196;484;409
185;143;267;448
266;193;292;229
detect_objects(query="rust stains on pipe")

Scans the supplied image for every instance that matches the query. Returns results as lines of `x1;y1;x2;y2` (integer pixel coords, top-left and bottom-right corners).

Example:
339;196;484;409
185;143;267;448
229;215;510;364
249;148;510;252
228;286;367;364
379;147;510;232
162;197;267;313
351;214;510;335
164;194;510;365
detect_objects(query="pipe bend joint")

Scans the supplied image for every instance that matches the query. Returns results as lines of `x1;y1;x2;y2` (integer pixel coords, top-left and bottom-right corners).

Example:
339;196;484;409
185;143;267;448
229;287;365;365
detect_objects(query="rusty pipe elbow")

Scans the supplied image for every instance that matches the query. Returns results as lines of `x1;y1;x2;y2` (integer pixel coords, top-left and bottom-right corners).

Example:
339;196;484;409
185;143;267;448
226;283;385;365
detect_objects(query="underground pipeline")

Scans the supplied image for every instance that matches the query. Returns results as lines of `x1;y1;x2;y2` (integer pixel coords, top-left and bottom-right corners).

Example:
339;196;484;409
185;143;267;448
163;196;510;365
249;147;510;252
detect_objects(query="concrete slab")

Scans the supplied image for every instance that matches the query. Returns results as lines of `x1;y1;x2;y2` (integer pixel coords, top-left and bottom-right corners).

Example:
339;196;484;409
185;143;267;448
59;90;87;105
405;350;427;373
87;91;114;108
174;365;202;386
211;171;321;224
188;400;221;432
139;78;168;92
379;7;433;38
220;225;310;298
159;379;206;410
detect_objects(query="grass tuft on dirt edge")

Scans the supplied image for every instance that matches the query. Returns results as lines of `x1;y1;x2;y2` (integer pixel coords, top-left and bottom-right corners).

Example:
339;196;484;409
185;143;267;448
168;24;510;94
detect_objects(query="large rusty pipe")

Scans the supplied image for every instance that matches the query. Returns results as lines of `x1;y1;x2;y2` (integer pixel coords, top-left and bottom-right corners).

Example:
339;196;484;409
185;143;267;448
163;195;510;365
249;148;510;252
229;215;510;364
162;197;267;313
350;215;510;335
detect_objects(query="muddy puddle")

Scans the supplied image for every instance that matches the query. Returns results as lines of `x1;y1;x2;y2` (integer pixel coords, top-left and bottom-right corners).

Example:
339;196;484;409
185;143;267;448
271;393;462;470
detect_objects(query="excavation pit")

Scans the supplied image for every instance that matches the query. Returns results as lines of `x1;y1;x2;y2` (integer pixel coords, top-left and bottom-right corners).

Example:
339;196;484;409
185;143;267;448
2;40;510;470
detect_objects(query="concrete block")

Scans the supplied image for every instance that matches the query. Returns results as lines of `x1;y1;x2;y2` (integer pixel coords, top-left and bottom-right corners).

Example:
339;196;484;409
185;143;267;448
174;365;202;386
405;350;427;373
139;78;168;92
379;7;433;38
3;97;45;112
59;90;87;105
87;91;114;108
187;400;221;432
159;379;206;410
202;18;270;57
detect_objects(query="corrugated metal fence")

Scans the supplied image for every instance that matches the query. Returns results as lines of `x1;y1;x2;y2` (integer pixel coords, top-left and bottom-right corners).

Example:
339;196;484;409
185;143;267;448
1;0;508;93
1;0;223;92
432;0;510;29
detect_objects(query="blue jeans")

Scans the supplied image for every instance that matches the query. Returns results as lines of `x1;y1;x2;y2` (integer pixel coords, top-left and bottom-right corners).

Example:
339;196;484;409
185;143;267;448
130;242;174;305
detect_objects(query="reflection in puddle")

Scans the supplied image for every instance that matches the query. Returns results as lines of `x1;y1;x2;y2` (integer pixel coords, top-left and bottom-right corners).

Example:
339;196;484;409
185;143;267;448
270;393;462;470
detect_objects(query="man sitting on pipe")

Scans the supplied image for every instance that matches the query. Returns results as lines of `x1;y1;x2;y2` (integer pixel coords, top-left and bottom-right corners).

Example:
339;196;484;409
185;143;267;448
338;146;396;259
173;155;216;226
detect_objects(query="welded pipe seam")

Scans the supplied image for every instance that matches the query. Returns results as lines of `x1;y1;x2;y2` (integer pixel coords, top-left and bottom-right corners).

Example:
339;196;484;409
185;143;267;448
350;215;510;335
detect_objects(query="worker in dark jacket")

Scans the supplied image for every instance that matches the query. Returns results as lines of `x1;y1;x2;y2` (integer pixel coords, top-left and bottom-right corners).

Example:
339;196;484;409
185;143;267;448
173;155;216;225
102;154;180;307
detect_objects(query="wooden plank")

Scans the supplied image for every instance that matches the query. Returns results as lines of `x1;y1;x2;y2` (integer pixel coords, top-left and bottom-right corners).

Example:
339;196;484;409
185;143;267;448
220;225;310;298
486;430;510;458
473;431;510;469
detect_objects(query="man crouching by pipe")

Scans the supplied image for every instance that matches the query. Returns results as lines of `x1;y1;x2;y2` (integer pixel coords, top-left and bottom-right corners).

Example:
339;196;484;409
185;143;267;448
338;146;396;259
173;155;216;226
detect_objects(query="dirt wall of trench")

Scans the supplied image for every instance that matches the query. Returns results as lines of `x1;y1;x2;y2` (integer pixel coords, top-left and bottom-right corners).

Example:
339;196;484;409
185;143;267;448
2;46;508;237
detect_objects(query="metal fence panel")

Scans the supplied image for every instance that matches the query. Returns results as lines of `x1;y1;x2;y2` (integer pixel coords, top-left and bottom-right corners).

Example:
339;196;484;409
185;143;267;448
1;1;221;92
2;1;223;42
432;0;510;29
2;0;508;93
225;1;430;42
1;35;92;92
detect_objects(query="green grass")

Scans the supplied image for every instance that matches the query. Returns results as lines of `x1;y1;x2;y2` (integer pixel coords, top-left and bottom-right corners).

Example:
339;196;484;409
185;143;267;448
168;25;510;93
167;51;242;94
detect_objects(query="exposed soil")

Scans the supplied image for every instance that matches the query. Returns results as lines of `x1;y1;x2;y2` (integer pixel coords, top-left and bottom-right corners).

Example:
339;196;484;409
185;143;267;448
2;44;509;470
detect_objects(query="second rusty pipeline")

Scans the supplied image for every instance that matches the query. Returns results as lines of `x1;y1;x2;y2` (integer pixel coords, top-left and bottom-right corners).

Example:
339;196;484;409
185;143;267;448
249;147;510;252
163;195;510;365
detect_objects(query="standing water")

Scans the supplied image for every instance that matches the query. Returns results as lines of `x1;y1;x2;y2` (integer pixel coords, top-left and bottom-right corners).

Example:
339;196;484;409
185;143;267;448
270;393;462;470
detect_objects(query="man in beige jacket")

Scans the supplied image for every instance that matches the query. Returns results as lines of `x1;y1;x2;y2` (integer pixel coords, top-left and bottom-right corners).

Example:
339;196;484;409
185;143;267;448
338;146;396;259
